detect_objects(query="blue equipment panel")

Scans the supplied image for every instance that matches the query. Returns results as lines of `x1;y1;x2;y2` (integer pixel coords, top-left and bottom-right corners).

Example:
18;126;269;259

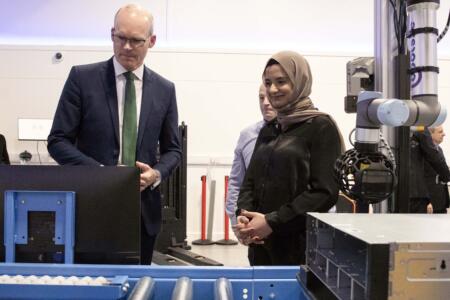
0;275;128;300
0;263;311;300
4;190;75;263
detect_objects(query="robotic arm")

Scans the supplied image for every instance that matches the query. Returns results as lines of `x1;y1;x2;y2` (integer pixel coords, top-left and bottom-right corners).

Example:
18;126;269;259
336;0;446;204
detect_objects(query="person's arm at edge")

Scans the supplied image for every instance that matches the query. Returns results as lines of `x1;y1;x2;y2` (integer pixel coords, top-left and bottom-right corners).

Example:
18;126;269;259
226;133;247;226
151;82;182;182
236;120;275;218
0;135;10;165
236;150;260;216
417;131;450;182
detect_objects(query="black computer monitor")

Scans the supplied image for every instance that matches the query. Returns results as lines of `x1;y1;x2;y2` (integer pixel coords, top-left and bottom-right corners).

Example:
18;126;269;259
0;165;141;264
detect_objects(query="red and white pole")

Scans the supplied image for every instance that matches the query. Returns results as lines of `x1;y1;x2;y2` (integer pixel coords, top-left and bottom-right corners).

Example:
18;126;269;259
192;175;214;245
216;175;237;245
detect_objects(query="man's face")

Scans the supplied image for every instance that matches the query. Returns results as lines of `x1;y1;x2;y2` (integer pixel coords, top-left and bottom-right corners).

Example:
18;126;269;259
263;64;294;110
431;126;445;145
112;11;156;71
258;85;277;121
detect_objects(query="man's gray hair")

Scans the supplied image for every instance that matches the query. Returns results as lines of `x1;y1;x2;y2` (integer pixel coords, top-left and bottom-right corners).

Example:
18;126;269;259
114;4;154;36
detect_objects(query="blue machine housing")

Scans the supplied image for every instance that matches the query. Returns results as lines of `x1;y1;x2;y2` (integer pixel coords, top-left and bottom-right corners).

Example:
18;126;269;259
0;263;310;300
4;190;75;264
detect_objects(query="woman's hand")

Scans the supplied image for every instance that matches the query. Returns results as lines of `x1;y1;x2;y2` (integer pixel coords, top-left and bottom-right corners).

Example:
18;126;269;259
233;210;272;245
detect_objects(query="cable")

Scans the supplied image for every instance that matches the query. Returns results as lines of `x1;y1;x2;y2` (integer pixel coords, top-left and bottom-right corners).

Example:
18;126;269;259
390;0;401;52
36;141;42;165
348;128;356;147
338;192;357;213
379;131;396;171
389;0;408;54
399;0;407;54
438;8;450;42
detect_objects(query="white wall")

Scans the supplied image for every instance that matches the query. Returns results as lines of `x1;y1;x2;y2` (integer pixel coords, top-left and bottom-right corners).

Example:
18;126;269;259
1;0;449;55
1;1;450;240
0;0;375;53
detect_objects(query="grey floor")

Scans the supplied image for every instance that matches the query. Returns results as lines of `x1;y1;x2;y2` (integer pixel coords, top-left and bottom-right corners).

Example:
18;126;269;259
188;240;250;267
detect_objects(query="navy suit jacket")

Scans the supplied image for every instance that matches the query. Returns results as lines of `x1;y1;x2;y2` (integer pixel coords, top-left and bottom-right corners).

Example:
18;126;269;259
424;146;450;211
48;58;181;235
410;131;450;200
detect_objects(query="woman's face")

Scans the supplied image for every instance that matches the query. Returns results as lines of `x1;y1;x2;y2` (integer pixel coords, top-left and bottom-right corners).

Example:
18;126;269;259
264;64;294;110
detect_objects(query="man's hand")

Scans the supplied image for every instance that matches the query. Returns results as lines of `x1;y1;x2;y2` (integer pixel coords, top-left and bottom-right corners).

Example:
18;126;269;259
136;161;159;191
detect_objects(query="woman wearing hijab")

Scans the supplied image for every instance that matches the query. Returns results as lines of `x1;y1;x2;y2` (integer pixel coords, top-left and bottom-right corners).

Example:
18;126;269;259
234;51;343;265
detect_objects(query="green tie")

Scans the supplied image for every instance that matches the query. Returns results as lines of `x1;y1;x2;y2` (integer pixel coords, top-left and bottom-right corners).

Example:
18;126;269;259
122;71;137;166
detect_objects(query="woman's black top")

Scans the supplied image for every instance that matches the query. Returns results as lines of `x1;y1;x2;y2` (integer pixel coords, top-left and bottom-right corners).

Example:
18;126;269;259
237;115;341;235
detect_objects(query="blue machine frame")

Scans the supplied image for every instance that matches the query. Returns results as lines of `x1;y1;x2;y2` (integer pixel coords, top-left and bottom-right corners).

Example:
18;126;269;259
0;263;310;300
4;190;75;263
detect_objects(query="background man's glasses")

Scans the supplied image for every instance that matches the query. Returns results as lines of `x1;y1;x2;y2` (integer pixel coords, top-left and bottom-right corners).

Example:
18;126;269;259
112;34;147;48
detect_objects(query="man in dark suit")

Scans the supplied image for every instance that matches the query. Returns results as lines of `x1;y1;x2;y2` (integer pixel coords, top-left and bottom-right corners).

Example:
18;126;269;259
47;4;181;264
424;126;449;214
0;134;10;165
409;128;450;213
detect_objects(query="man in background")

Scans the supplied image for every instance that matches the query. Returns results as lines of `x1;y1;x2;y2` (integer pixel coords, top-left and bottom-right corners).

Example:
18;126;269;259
425;126;450;214
225;84;276;228
0;134;10;164
48;4;181;264
410;127;450;213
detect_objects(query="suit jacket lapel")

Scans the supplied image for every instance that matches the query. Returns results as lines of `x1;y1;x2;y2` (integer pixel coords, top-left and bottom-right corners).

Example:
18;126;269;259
137;66;155;149
101;58;120;147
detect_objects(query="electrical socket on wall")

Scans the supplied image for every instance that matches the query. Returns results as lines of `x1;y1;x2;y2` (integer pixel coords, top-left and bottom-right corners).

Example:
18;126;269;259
18;119;53;141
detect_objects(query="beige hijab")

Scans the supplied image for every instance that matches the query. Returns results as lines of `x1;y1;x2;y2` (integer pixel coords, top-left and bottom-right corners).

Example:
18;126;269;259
264;51;345;152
